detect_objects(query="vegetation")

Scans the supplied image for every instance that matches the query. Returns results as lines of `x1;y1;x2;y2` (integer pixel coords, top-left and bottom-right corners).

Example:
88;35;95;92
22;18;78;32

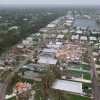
0;8;67;55
80;64;90;70
50;90;92;100
7;97;16;100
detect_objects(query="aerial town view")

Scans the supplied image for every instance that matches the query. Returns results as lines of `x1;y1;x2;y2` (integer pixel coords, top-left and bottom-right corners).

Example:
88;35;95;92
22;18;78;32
0;0;100;100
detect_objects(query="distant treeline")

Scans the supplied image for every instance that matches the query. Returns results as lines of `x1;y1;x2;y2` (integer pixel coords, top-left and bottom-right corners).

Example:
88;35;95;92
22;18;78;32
0;7;67;55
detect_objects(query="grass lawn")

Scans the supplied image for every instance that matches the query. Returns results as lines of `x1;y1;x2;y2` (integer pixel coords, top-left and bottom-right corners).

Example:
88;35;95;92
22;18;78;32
82;83;92;95
70;70;91;80
83;73;91;80
50;90;92;100
35;91;44;100
7;97;16;100
70;70;82;76
64;32;71;39
68;94;92;100
34;82;45;100
80;64;90;70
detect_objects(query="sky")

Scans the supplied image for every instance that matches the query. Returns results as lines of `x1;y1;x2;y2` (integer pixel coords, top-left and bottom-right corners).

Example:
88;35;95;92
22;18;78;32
0;0;100;5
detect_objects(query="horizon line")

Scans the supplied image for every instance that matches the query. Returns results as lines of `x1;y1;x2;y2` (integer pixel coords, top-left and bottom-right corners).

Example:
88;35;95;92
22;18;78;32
0;3;100;6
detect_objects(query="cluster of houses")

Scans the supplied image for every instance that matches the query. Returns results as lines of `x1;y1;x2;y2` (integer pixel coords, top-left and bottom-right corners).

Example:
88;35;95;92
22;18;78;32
93;43;100;83
37;34;64;65
70;18;100;86
56;41;87;63
34;15;92;98
71;30;97;42
1;12;96;100
71;19;99;44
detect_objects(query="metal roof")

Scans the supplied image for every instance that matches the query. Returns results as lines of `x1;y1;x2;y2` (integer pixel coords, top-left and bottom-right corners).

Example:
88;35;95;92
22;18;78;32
52;80;83;94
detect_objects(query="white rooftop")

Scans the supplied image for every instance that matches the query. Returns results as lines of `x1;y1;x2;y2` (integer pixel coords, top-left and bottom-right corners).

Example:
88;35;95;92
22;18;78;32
47;42;62;49
42;48;57;53
76;30;83;34
52;80;83;94
9;26;18;30
38;57;57;65
47;24;56;28
6;94;16;99
66;20;73;23
92;31;99;34
40;28;48;32
89;36;96;41
57;35;64;39
22;40;30;45
62;29;68;33
71;35;79;40
17;44;24;49
26;37;33;41
80;36;87;41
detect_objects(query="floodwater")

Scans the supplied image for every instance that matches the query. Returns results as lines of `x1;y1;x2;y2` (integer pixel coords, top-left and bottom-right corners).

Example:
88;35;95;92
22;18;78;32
73;19;99;31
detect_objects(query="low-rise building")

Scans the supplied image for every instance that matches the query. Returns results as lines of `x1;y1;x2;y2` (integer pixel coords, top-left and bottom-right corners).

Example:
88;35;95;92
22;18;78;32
56;35;64;39
80;36;88;41
47;24;56;28
71;35;79;40
52;80;83;94
38;56;57;65
47;41;62;49
62;29;68;33
76;30;83;34
89;36;97;41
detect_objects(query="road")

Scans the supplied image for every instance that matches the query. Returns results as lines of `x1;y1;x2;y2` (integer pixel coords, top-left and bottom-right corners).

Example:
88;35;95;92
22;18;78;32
87;44;100;100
